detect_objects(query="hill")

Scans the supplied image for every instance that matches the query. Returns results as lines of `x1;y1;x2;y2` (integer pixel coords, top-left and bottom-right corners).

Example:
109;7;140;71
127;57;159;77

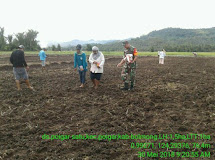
96;27;215;52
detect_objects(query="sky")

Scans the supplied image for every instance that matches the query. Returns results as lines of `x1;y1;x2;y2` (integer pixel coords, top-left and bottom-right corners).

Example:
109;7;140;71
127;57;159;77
1;0;215;47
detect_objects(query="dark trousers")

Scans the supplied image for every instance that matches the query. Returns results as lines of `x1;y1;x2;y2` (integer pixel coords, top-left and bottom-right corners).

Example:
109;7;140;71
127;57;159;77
79;71;86;84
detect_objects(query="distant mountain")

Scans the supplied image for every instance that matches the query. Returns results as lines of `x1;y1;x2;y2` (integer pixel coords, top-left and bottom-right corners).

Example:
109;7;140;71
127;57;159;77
48;27;215;52
48;39;117;47
96;27;215;52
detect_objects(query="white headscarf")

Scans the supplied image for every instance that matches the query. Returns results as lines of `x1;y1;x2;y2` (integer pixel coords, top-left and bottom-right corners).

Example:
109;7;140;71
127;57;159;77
92;46;101;60
92;46;99;51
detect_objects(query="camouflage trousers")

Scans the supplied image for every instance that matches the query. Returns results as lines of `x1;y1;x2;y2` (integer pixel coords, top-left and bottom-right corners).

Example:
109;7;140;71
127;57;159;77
121;63;136;88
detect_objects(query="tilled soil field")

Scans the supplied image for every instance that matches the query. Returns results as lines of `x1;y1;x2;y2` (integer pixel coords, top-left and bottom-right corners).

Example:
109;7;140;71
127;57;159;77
0;55;214;160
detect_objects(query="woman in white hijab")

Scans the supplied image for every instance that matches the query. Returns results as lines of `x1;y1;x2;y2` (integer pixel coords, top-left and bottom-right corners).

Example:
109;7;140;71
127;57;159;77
89;46;105;89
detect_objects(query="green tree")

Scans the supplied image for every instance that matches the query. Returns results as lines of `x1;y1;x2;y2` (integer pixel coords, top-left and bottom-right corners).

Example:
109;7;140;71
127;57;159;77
150;46;154;52
0;27;6;50
57;44;62;51
25;29;39;50
86;44;92;51
7;35;13;44
10;29;40;51
6;34;16;50
14;32;26;47
52;45;56;51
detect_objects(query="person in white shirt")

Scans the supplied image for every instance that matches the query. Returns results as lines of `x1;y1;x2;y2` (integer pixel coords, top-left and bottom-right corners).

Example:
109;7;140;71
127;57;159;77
192;52;197;57
158;49;166;64
89;46;105;89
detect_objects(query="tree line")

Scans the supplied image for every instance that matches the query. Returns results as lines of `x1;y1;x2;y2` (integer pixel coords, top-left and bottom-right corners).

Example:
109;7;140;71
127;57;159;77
61;44;93;51
0;27;41;51
2;27;215;52
62;41;215;52
90;28;215;52
94;40;215;52
47;44;62;51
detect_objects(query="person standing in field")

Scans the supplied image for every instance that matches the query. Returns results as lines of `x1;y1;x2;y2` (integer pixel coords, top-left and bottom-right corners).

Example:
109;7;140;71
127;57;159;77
74;44;88;88
89;46;105;89
39;48;47;71
117;41;138;90
158;49;166;64
10;45;34;91
192;52;197;57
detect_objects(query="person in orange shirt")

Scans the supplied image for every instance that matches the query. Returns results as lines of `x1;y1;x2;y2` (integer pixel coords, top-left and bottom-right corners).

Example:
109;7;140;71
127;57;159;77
117;41;138;90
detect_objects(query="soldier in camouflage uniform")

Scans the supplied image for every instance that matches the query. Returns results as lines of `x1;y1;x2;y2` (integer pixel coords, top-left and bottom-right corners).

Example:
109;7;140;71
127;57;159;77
117;41;138;90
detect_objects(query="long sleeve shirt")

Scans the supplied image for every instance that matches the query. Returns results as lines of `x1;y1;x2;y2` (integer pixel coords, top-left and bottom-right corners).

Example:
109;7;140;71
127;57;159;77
74;52;88;71
89;52;105;73
158;51;166;58
39;50;47;61
10;50;27;67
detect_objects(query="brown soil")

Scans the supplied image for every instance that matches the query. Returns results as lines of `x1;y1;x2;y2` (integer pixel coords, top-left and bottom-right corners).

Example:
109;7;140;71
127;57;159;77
0;55;214;160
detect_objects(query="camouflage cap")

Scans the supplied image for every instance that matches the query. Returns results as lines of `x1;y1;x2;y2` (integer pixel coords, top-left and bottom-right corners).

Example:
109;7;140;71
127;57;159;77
122;41;129;46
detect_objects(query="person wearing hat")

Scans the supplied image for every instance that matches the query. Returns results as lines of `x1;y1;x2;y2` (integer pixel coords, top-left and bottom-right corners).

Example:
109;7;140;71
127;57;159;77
117;41;138;90
10;45;34;91
89;46;105;89
74;44;88;88
39;48;47;71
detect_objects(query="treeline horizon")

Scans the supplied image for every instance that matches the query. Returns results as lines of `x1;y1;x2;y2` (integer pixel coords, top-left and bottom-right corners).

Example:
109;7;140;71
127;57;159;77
1;27;215;52
0;27;41;51
62;43;215;52
90;27;215;52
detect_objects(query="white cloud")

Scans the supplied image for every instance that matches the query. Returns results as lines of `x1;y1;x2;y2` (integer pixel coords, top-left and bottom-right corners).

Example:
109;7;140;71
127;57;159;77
1;0;215;47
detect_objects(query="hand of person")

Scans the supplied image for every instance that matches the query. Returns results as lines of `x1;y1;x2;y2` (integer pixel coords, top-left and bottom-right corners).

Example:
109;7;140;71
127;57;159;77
26;66;29;71
117;63;122;67
80;68;84;71
74;68;77;71
96;63;100;68
93;61;97;64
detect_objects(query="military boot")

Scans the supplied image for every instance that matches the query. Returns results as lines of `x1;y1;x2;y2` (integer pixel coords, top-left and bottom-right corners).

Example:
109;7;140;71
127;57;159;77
120;82;129;90
129;82;134;90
